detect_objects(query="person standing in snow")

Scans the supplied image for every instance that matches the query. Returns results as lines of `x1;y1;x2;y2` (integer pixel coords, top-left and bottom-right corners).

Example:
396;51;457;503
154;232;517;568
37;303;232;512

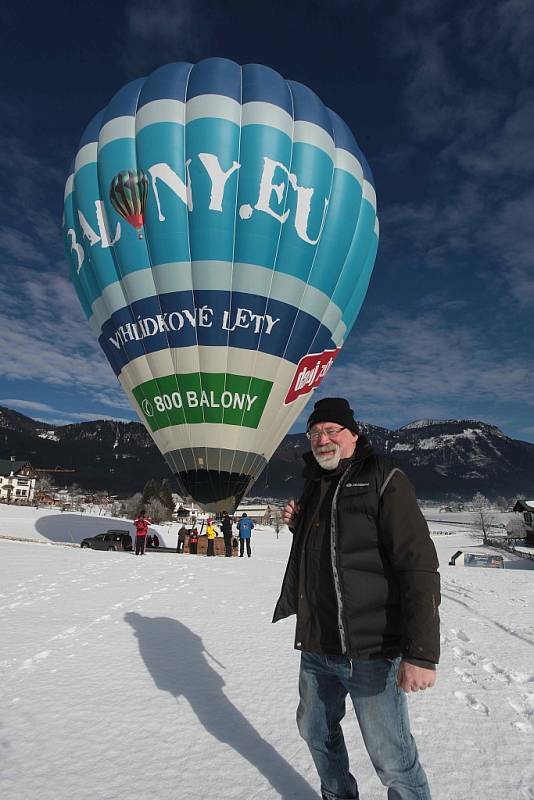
273;397;440;800
221;511;234;557
188;526;199;555
177;524;188;553
206;519;216;557
237;512;254;557
133;510;151;556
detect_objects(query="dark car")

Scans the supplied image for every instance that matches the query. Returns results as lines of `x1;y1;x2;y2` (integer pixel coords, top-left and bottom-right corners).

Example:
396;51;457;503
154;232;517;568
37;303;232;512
80;529;133;552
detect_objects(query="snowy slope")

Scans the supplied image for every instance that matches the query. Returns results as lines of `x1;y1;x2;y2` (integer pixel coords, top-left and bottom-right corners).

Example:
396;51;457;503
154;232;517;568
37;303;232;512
1;509;534;800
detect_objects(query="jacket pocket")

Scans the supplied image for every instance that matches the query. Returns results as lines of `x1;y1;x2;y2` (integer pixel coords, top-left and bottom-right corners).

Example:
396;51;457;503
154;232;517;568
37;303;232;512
339;485;373;513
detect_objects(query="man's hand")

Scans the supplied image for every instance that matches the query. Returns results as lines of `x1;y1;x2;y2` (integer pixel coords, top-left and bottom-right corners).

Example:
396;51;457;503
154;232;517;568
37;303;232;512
397;661;436;693
282;500;301;528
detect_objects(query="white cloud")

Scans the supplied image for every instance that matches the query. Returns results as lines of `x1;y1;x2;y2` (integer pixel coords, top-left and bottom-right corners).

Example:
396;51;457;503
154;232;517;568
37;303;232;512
303;308;534;430
0;399;59;414
122;0;218;71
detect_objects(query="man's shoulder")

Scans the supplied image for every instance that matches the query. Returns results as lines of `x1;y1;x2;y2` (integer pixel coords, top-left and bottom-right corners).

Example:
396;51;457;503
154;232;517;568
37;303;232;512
352;453;400;480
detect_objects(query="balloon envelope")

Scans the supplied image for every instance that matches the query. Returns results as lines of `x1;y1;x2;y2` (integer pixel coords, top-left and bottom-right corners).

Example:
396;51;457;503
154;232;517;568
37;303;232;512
63;58;379;512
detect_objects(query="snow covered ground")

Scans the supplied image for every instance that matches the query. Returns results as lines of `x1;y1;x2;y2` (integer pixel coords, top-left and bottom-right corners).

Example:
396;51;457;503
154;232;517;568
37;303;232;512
1;505;534;799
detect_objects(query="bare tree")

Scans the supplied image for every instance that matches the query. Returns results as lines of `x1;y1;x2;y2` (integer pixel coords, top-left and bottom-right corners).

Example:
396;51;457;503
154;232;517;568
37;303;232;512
145;498;168;524
111;500;125;517
34;473;54;504
496;496;509;512
471;492;496;544
125;492;143;519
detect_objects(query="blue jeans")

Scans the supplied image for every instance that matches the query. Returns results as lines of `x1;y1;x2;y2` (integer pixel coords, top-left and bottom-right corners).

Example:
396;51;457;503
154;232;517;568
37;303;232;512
297;653;431;800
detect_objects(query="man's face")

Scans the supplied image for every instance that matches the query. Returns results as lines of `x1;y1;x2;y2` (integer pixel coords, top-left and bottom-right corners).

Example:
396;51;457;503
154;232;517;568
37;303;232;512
309;422;358;470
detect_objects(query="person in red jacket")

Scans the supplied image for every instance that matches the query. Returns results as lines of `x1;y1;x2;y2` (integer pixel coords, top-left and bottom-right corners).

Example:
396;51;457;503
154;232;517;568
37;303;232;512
134;510;151;556
188;527;199;555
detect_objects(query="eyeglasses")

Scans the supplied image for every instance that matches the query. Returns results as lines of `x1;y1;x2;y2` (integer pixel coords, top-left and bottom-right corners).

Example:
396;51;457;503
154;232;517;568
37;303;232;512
306;426;346;442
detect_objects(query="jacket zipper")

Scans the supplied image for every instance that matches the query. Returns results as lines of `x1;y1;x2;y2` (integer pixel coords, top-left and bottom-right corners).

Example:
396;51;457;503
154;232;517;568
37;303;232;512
330;457;369;661
330;461;358;657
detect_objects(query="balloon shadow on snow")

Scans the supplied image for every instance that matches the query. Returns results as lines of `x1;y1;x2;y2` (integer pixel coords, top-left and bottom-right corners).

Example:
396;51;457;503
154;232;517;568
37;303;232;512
34;513;134;545
124;612;317;799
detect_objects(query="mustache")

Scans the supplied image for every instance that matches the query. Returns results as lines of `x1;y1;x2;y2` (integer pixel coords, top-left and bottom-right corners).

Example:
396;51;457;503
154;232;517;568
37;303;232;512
314;442;341;461
315;442;339;454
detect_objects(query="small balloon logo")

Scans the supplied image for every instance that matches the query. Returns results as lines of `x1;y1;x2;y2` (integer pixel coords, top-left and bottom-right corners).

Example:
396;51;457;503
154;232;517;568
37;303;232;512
109;170;148;238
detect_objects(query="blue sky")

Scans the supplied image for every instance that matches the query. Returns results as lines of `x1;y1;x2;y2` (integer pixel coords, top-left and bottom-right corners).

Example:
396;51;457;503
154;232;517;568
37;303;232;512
1;0;533;441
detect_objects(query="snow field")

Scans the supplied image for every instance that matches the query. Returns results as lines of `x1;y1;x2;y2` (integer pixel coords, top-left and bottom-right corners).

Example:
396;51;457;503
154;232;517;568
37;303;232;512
1;506;534;799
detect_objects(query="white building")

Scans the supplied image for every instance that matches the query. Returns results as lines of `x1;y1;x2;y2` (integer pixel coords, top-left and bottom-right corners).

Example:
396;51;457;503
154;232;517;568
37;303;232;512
0;459;36;502
234;503;275;524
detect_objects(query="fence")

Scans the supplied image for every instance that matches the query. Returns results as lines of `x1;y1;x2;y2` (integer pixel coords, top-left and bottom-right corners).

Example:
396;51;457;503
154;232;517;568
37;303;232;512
486;538;534;563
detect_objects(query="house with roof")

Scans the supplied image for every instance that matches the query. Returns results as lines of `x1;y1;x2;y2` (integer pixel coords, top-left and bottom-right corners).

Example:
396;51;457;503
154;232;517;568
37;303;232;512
512;500;534;544
234;503;274;524
0;459;37;503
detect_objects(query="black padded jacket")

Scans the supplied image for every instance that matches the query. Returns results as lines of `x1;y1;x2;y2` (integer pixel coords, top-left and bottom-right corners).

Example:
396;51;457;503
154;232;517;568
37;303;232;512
272;437;441;667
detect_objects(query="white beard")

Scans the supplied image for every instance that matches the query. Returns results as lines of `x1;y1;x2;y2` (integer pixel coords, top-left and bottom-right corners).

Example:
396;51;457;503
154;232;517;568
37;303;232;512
313;441;342;471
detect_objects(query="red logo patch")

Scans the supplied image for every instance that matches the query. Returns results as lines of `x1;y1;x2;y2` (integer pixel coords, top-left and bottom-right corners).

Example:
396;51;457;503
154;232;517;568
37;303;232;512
284;348;340;405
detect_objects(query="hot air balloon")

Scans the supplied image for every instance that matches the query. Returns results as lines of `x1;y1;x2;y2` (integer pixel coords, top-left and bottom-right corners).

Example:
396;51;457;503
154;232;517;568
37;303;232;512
109;169;149;237
63;58;379;513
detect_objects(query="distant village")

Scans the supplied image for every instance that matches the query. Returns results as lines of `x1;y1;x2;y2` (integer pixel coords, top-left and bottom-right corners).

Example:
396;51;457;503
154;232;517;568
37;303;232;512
1;456;533;547
0;457;280;527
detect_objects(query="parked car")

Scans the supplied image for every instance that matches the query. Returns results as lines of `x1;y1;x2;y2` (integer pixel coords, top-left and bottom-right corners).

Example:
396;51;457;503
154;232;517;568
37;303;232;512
80;530;133;552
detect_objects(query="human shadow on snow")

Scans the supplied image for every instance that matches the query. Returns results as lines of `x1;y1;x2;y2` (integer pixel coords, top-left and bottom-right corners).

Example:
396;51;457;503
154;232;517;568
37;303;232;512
124;612;317;799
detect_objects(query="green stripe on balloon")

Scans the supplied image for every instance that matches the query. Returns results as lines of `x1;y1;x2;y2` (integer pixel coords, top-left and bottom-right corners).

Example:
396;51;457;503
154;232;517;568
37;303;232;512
133;372;273;431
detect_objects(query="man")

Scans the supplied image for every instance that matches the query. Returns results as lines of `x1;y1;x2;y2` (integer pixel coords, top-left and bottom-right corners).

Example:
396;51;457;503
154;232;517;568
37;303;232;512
177;524;188;554
237;512;254;557
221;511;234;557
133;509;151;556
273;397;440;800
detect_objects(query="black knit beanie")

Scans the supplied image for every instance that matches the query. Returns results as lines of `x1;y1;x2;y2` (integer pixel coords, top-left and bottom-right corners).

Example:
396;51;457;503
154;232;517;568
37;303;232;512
306;397;359;433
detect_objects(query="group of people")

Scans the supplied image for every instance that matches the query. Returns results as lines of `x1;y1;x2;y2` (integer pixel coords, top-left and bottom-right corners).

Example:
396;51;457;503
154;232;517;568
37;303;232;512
134;510;255;559
176;511;254;557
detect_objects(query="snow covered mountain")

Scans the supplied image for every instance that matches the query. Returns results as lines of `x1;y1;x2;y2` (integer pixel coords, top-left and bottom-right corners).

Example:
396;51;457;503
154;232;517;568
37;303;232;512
0;406;532;500
265;419;534;501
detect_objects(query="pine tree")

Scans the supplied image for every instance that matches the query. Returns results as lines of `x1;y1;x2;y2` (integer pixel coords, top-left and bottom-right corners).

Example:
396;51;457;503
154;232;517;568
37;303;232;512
160;479;175;514
142;479;160;506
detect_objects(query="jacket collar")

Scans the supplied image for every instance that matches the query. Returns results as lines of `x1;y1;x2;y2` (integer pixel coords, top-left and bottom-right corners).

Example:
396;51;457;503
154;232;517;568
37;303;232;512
302;434;374;481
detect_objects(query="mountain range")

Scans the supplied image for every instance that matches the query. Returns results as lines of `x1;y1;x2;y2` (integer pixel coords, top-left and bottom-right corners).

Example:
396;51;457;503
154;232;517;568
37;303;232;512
0;406;532;501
